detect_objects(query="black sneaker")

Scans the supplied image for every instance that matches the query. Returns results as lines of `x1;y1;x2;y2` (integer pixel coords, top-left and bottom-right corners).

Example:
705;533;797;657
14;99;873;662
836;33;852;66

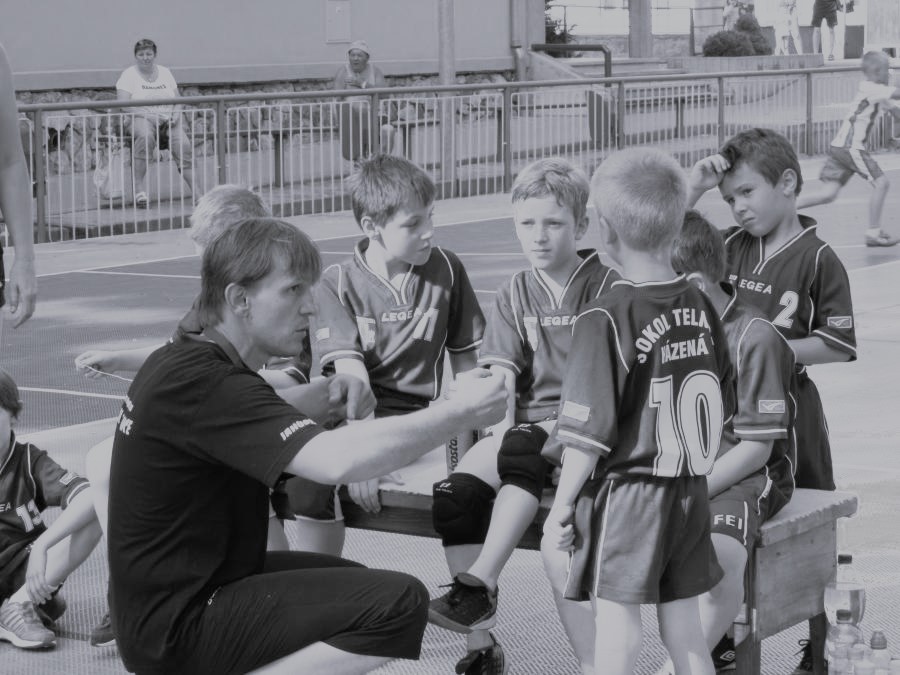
428;572;498;634
454;632;508;675
89;612;116;647
790;639;813;674
712;634;736;672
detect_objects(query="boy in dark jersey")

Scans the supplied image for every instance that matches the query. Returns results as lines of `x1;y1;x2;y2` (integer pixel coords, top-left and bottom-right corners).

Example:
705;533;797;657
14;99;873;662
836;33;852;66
544;148;733;675
427;158;619;674
658;211;798;673
0;369;101;650
300;154;485;555
687;128;856;674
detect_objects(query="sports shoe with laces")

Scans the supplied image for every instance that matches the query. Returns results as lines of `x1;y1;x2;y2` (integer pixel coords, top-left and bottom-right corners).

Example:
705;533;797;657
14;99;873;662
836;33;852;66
790;639;814;674
865;231;900;247
711;634;736;672
89;611;116;647
0;600;56;649
35;593;67;629
454;632;508;675
428;572;498;633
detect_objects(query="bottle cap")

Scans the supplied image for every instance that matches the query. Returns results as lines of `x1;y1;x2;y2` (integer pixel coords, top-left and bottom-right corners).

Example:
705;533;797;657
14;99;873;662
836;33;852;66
837;608;853;622
871;631;888;649
838;553;853;564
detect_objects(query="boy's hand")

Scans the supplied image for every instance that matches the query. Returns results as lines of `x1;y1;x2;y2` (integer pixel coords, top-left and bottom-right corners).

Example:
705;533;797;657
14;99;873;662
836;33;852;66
444;369;507;430
348;478;381;513
75;350;118;378
543;503;576;551
688;153;731;193
6;257;36;328
25;541;56;605
327;374;376;422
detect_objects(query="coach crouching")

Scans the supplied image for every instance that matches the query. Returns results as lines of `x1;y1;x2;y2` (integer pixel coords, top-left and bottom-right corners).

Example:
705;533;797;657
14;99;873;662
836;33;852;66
106;218;507;675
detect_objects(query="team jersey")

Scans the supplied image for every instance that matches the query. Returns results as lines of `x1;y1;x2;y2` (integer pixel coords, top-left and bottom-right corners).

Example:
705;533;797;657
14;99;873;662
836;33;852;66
312;240;485;403
0;435;89;578
556;277;734;478
719;287;797;508
478;250;619;423
724;217;856;361
832;80;898;151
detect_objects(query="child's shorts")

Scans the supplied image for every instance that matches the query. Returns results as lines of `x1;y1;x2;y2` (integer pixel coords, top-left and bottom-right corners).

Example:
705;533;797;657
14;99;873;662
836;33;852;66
0;545;32;602
821;146;883;185
709;472;777;558
793;369;835;491
565;475;722;604
285;478;343;522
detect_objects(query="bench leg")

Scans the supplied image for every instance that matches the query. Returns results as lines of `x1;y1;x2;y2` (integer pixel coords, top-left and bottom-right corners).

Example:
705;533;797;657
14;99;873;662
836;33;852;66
810;613;827;675
735;637;761;675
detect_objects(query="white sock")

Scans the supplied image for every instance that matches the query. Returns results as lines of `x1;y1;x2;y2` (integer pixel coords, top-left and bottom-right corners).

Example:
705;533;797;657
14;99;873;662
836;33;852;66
867;228;882;237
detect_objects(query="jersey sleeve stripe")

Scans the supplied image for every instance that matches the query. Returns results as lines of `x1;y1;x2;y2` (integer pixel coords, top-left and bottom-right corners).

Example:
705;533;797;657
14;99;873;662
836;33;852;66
477;356;522;373
733;427;788;436
510;275;526;346
447;339;482;353
62;480;90;508
575;307;630;372
437;247;455;286
595;268;615;298
318;349;365;363
557;430;612;455
811;329;857;354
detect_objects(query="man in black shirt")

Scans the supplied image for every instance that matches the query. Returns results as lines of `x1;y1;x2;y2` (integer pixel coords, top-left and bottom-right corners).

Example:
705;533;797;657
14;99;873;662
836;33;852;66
107;217;507;675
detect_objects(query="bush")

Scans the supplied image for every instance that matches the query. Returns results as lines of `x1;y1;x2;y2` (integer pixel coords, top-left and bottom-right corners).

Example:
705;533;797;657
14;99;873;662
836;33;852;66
702;30;756;57
735;14;773;55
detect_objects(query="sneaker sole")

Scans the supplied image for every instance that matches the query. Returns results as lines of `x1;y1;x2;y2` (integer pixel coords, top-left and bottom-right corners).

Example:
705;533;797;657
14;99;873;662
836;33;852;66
90;637;116;647
0;627;56;649
427;607;497;634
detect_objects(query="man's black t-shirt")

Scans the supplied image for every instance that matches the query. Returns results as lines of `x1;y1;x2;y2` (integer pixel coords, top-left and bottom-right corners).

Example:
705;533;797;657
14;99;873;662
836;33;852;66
107;335;323;672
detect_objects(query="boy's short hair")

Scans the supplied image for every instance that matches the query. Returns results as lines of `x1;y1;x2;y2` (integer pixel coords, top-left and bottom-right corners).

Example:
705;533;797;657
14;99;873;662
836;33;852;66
349;154;435;228
0;369;22;419
511;157;590;225
199;218;321;327
190;185;270;249
862;51;890;82
590;147;687;252
719;128;803;195
671;210;727;283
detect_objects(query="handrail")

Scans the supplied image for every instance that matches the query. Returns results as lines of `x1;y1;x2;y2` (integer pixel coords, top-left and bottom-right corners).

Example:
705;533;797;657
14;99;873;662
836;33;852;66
530;42;612;80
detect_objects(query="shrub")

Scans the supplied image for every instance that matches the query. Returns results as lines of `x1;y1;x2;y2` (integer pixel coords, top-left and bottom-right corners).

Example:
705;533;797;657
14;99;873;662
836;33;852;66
735;14;774;55
702;30;756;57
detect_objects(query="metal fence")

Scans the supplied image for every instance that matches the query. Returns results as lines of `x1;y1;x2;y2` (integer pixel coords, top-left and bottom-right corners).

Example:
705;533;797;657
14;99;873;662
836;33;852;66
13;64;895;243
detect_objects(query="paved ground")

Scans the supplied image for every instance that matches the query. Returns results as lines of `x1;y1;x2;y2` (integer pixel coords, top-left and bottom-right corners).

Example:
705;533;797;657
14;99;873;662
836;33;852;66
1;153;899;673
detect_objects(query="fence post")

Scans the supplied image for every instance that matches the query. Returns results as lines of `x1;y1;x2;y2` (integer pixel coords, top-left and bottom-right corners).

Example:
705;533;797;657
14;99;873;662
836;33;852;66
31;109;47;244
805;72;814;155
502;87;512;191
616;81;626;149
717;76;726;147
370;93;381;155
215;100;227;186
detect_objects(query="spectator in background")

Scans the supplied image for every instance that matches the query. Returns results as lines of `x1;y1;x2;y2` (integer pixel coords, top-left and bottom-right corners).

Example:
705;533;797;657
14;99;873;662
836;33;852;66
775;0;801;55
811;0;841;60
0;42;36;332
334;40;399;160
116;39;200;208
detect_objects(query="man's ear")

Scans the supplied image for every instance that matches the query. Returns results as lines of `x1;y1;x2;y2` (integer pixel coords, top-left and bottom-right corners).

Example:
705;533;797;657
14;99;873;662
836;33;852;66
223;282;250;317
780;168;799;196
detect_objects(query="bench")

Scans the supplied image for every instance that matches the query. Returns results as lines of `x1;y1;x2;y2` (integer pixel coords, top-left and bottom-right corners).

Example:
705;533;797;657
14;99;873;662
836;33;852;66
340;449;857;675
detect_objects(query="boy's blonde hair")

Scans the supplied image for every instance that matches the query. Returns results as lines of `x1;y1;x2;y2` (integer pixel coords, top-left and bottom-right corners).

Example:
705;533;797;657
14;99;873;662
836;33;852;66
0;369;22;419
671;210;727;283
862;51;890;83
349;154;435;228
190;185;270;249
590;147;687;252
511;157;590;225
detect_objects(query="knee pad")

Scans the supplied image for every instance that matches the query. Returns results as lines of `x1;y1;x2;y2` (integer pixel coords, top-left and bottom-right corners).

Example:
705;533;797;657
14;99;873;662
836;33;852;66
432;473;495;547
497;424;550;500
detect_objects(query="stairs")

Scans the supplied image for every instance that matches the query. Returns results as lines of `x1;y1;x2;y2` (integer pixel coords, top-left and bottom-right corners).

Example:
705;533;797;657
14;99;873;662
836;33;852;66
558;56;686;79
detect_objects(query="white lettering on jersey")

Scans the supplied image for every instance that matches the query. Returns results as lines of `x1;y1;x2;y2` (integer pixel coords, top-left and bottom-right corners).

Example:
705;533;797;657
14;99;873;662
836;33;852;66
381;309;421;322
636;309;711;361
0;502;11;513
737;278;773;295
279;418;315;442
660;335;710;364
411;308;439;341
523;316;539;351
117;408;134;436
713;513;745;529
356;316;377;350
539;315;577;327
670;308;711;329
123;395;134;412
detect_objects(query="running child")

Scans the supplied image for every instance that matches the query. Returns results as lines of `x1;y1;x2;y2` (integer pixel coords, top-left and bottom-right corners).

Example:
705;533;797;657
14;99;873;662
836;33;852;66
797;51;900;247
687;128;857;673
0;369;102;650
544;147;733;675
427;158;618;674
302;154;485;555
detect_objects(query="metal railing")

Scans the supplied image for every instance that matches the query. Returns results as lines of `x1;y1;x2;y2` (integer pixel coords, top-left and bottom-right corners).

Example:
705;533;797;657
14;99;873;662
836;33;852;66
15;64;891;243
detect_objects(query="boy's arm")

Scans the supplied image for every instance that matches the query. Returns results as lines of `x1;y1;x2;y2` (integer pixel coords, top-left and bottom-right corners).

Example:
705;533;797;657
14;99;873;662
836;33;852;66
75;343;163;377
804;244;857;364
444;249;486;355
788;336;853;365
707;440;772;496
488;365;517;439
686;153;731;209
448;350;480;456
544;446;599;551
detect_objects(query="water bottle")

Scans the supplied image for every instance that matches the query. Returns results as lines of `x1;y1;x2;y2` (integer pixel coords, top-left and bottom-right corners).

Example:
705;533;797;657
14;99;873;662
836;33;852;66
870;631;892;670
824;553;867;626
828;644;850;675
825;609;862;667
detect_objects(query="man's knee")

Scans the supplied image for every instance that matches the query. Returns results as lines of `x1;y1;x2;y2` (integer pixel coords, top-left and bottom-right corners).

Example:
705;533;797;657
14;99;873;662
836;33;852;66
497;424;549;500
432;473;495;546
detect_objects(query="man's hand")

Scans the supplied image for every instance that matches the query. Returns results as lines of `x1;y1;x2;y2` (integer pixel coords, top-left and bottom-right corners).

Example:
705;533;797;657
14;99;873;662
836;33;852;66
75;350;119;378
6;257;36;327
24;541;55;605
542;503;576;551
327;374;376;422
444;369;507;430
688;153;731;195
348;477;381;513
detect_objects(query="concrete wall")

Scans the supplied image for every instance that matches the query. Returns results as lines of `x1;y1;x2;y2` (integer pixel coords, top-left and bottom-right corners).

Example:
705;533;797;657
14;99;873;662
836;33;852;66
2;0;518;91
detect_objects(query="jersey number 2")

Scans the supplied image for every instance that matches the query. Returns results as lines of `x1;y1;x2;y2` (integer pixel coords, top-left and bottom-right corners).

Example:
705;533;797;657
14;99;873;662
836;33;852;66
773;291;799;329
650;371;724;477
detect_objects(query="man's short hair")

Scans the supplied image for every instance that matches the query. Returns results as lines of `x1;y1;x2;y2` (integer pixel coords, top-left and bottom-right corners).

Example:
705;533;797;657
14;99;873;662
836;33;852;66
198;218;322;327
719;128;803;195
0;369;22;419
133;39;157;56
190;185;270;250
590;147;687;252
511;157;590;225
349;154;435;228
671;210;727;283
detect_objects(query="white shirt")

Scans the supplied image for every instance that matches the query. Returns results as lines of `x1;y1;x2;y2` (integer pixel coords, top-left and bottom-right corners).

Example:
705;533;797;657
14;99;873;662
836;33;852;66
832;80;898;151
116;65;179;121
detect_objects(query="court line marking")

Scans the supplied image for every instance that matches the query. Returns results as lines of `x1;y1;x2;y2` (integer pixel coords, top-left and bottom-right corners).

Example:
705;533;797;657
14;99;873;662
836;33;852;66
319;250;522;257
77;270;201;279
20;386;124;401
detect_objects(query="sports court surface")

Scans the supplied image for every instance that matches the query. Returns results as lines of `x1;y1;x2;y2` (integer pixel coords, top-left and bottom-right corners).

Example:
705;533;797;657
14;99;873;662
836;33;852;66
2;154;900;673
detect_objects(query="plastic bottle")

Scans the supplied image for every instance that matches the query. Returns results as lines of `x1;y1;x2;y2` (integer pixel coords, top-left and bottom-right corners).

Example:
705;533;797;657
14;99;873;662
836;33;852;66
870;631;892;670
825;609;863;666
855;660;877;675
824;553;867;626
891;659;900;675
828;645;850;675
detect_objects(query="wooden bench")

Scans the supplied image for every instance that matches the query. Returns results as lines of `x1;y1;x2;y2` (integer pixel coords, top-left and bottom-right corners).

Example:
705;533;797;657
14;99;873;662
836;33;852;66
341;450;857;675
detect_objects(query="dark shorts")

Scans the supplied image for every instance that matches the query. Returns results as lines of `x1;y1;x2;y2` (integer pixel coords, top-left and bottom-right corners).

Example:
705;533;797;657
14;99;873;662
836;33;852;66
793;370;835;490
131;552;428;675
821;146;883;185
710;473;776;558
811;2;838;27
565;475;723;605
0;545;31;602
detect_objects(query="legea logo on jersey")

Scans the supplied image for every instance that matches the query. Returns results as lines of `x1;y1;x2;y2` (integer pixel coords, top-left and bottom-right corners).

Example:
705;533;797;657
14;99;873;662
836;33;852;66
356;316;377;350
758;399;786;414
523;316;539;350
827;316;853;329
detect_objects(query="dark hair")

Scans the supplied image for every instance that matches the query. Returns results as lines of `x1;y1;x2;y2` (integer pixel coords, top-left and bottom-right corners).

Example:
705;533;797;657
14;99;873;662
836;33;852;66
349;154;436;228
134;39;157;56
198;218;321;327
719;128;803;195
0;369;22;419
671;210;727;282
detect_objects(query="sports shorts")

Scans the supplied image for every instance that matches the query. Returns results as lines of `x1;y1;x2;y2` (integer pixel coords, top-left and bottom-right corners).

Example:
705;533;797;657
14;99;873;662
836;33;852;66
564;475;723;605
821;146;884;185
811;1;838;27
792;369;835;490
130;551;429;675
0;544;32;602
710;472;775;558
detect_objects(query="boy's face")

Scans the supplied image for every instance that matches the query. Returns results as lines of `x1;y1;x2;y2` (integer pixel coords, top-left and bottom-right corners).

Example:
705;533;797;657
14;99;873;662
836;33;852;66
0;407;14;450
719;161;794;238
368;200;435;268
513;196;587;275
